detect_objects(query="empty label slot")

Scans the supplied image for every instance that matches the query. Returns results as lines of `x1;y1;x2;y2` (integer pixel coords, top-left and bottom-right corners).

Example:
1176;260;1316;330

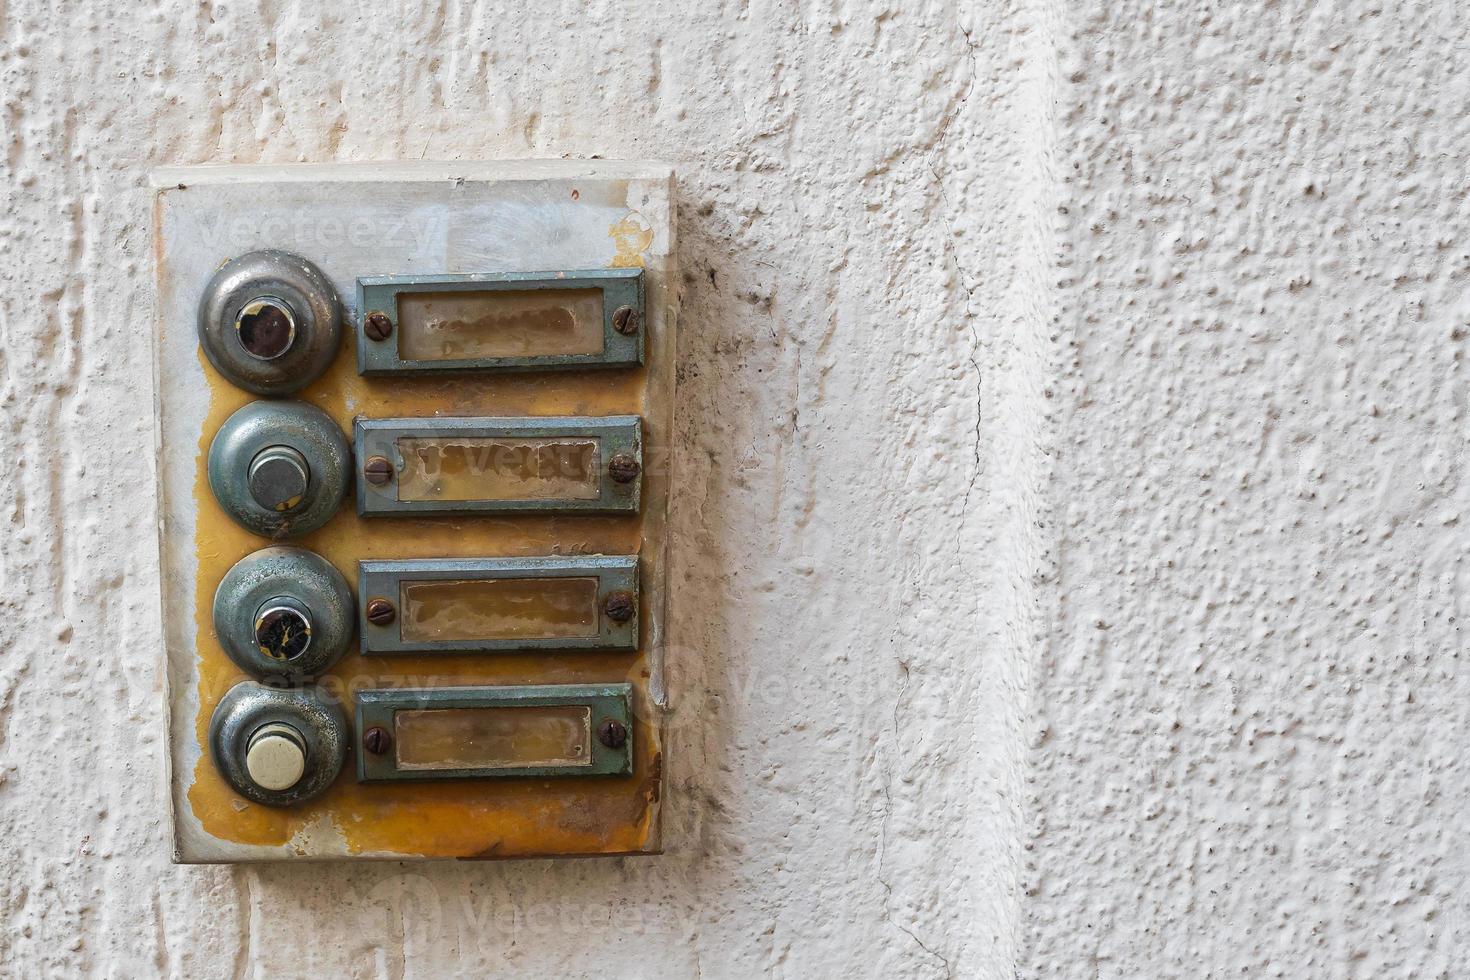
400;577;601;642
397;288;605;361
394;705;593;771
396;437;600;502
358;555;637;655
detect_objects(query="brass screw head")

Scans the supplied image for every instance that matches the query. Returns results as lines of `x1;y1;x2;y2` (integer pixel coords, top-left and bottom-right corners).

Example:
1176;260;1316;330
597;718;628;749
608;453;640;484
363;726;391;755
603;590;636;624
363;311;393;341
611;305;639;335
363;455;393;486
365;597;396;626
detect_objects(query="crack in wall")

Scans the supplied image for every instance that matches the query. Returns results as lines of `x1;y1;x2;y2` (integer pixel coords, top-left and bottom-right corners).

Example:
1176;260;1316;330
877;661;955;980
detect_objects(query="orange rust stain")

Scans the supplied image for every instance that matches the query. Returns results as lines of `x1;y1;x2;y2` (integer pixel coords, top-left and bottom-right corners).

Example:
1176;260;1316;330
608;213;654;269
186;321;663;858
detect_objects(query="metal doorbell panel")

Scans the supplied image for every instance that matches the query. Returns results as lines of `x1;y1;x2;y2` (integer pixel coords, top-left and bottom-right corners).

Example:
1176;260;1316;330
152;162;676;862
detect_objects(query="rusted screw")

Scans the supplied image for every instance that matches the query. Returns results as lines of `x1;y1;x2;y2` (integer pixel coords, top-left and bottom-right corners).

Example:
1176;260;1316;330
363;726;391;755
611;305;639;335
364;311;393;341
597;718;627;750
363;455;393;486
608;453;640;484
365;597;396;626
603;590;636;624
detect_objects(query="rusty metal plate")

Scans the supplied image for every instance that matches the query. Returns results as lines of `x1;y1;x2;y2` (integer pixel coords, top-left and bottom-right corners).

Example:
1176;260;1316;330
152;161;675;862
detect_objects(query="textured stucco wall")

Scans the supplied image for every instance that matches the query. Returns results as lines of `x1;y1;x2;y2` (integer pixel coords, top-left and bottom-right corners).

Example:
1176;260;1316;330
0;0;1047;976
7;0;1460;975
1024;1;1470;977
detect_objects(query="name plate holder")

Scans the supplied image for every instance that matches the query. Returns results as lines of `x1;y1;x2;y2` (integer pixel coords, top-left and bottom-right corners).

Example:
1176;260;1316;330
356;269;644;376
354;415;642;517
355;683;634;782
358;554;638;655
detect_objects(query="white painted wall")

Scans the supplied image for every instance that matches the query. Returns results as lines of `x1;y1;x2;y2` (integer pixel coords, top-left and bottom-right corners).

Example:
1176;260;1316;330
1024;1;1470;976
1;0;1039;976
3;0;1463;975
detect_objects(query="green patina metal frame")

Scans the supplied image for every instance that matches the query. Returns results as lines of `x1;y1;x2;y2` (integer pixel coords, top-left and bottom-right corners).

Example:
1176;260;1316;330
355;269;644;375
357;553;639;655
355;683;634;782
353;414;642;517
